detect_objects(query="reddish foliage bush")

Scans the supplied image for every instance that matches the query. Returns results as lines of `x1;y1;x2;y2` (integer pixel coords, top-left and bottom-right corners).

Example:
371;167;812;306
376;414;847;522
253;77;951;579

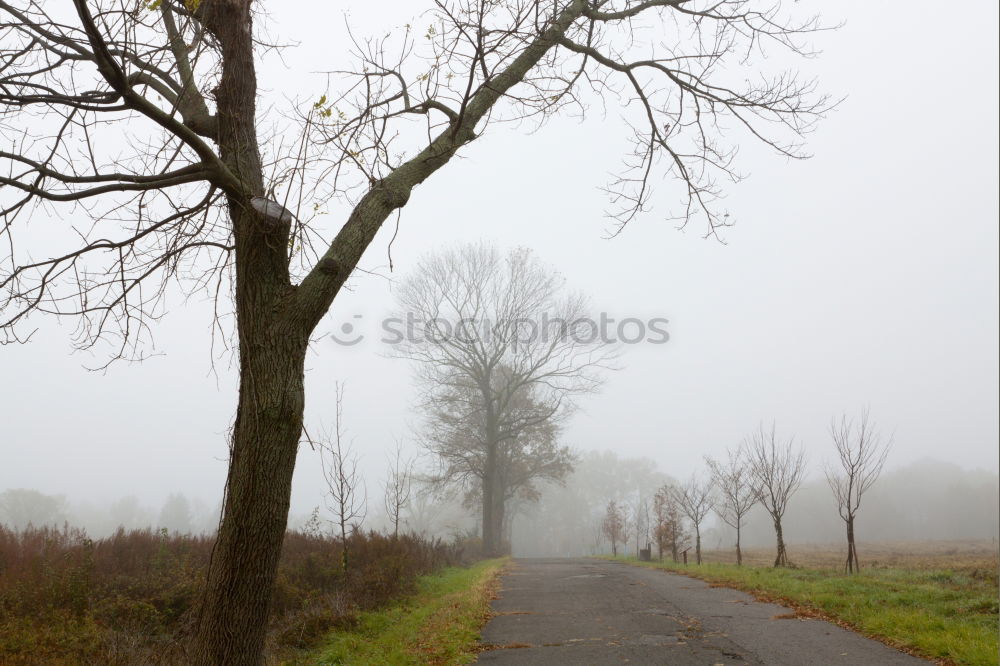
0;524;473;664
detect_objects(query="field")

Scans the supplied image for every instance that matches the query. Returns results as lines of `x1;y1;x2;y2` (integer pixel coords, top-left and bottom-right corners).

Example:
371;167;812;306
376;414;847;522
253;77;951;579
0;525;477;665
615;540;999;666
698;539;999;572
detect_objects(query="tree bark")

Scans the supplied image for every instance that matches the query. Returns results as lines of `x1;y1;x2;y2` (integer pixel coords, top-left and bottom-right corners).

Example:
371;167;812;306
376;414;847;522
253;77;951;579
494;494;507;554
190;3;307;662
736;524;742;566
695;526;702;565
481;450;498;556
845;515;857;574
193;333;306;664
481;392;502;556
773;518;788;567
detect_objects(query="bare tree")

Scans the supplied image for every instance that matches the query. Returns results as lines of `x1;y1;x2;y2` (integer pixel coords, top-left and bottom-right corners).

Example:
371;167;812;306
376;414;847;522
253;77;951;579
495;405;578;545
705;449;758;565
632;495;644;556
0;1;832;660
311;384;367;572
825;408;891;573
672;475;714;565
601;499;625;557
620;501;633;557
383;440;414;539
636;494;651;556
745;422;806;567
653;484;687;562
399;244;610;554
423;376;577;554
652;485;669;561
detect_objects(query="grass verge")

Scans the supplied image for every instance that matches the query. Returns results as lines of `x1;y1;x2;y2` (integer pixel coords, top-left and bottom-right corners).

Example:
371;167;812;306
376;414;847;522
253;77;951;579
606;556;999;666
304;557;507;665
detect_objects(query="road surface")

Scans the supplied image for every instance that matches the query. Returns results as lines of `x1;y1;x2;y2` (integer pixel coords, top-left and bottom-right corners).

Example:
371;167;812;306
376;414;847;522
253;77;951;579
477;558;927;665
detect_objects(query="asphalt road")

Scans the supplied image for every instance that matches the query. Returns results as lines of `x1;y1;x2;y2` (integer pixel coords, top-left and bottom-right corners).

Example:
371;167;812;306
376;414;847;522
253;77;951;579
476;558;928;665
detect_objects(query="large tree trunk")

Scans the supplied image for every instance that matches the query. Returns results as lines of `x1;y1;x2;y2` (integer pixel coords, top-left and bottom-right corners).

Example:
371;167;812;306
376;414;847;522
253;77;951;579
736;524;742;566
481;397;501;556
773;518;788;567
500;499;514;552
191;3;306;661
695;526;702;565
193;334;306;664
481;463;498;556
494;494;507;554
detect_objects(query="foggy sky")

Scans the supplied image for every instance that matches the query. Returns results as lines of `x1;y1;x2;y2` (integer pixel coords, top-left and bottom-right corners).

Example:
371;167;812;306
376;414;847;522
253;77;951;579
1;0;997;520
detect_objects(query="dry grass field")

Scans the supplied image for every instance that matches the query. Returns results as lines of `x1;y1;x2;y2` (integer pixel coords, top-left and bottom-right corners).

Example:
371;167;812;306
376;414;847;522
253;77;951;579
701;539;999;574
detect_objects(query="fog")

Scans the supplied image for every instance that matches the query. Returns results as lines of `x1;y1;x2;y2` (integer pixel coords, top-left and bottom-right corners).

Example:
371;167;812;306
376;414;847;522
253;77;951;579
1;0;998;557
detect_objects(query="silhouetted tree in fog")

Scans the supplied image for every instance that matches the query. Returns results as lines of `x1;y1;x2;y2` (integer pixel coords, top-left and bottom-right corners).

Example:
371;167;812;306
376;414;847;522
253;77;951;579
384;441;414;539
109;495;148;532
825;408;891;573
397;244;610;554
706;449;758;565
602;500;626;557
311;385;366;572
158;493;193;535
672;475;714;565
634;495;651;556
0;489;67;531
746;423;806;567
653;484;687;562
423;374;578;553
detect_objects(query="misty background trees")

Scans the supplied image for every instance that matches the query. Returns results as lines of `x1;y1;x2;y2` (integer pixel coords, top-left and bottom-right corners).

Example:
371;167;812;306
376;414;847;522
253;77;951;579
2;451;997;562
395;243;611;555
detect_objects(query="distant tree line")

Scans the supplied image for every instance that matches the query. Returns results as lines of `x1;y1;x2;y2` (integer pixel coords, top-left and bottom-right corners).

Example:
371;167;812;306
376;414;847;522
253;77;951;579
597;413;883;570
513;413;997;571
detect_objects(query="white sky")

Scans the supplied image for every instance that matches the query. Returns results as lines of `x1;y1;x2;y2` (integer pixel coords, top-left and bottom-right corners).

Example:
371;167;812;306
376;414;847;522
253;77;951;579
1;0;997;517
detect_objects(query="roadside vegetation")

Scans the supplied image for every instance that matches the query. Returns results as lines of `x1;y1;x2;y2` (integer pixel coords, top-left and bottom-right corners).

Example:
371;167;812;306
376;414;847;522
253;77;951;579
0;524;477;664
609;549;999;666
307;557;506;665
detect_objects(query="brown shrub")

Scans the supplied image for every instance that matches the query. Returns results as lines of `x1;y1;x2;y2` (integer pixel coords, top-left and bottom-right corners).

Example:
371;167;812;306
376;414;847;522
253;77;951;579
0;524;473;664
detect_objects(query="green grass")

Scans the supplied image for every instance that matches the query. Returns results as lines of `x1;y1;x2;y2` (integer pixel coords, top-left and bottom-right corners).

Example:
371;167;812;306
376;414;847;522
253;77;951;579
607;556;999;666
303;557;507;665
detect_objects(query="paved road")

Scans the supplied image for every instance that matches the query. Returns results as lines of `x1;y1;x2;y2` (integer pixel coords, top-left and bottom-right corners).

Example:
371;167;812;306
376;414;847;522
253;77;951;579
477;558;928;665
